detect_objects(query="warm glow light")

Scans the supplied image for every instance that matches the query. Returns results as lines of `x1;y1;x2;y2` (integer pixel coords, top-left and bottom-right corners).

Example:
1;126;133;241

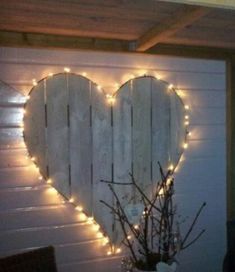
183;143;188;149
64;67;71;73
48;73;53;77
69;197;74;203
185;115;189;120
96;231;104;238
156;75;162;80
185;121;189;126
23;109;27;115
127;235;131;240
47;187;57;195
116;248;122;254
107;250;112;256
97;85;102;91
102;237;109;246
82;72;87;77
159;188;164;195
31;157;36;162
188;131;192;137
47;179;52;184
87;217;94;224
185;105;189;110
38;176;43;180
92;224;100;231
134;224;139;230
106;94;116;105
75;205;83;212
168;84;174;89
26;95;30;101
168;164;174;171
79;213;87;221
114;83;119;88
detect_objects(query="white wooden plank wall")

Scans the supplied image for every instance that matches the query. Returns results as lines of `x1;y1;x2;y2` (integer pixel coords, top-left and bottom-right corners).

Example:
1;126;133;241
0;47;226;272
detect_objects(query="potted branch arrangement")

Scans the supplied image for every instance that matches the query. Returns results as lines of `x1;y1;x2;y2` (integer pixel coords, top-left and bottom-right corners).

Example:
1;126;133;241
100;163;206;272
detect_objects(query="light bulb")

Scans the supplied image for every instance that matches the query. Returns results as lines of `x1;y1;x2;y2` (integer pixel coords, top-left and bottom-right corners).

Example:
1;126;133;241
116;248;122;254
183;143;188;149
75;206;83;212
47;179;52;184
64;67;71;73
69;197;74;203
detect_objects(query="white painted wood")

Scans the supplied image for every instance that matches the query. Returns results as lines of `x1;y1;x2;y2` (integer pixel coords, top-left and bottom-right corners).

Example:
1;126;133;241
151;78;171;179
55;241;109;265
0;224;100;252
69;74;92;214
0;47;226;272
0;128;23;149
169;92;185;166
24;81;47;177
47;74;70;197
0;204;83;232
0;186;62;210
0;149;29;168
91;85;113;241
132;77;152;195
113;81;132;242
0;79;25;103
0;166;41;188
0;107;23;126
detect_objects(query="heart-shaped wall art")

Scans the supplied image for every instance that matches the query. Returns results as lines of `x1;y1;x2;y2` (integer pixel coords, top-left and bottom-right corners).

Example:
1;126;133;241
23;73;187;244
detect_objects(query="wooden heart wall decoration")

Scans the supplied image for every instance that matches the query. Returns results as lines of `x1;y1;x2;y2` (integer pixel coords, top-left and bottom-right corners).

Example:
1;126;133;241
23;73;187;245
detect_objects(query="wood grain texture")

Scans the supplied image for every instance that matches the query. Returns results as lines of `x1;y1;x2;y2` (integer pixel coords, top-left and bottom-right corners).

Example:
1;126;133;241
136;6;210;51
151;78;171;181
69;74;92;214
169;91;185;165
46;74;70;197
113;81;132;242
132;77;152;195
24;81;47;177
91;85;113;241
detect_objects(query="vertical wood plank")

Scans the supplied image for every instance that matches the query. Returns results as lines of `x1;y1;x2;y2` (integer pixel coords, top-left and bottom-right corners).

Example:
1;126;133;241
24;81;47;177
46;74;70;197
69;74;92;214
151;78;170;182
92;86;113;241
113;82;132;242
170;92;185;166
132;77;152;194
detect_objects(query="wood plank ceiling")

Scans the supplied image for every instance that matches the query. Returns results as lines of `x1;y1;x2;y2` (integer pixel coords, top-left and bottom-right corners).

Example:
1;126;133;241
0;0;235;55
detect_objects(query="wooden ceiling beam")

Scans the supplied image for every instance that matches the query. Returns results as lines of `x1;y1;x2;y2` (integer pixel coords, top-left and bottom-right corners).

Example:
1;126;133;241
135;5;210;52
0;31;130;52
1;30;235;61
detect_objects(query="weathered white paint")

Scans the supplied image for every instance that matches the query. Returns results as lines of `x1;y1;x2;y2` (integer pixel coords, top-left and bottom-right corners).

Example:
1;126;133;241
24;81;47;177
46;74;70;197
69;74;92;214
0;47;226;272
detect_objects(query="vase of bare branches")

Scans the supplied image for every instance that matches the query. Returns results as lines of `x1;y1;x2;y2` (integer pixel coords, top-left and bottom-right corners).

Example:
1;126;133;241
101;163;206;272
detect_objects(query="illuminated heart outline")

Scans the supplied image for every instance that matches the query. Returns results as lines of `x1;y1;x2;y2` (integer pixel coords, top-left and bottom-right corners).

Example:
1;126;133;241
23;72;189;253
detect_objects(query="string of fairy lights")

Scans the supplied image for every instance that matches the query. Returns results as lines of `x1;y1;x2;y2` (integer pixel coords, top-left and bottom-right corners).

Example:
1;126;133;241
22;67;191;256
